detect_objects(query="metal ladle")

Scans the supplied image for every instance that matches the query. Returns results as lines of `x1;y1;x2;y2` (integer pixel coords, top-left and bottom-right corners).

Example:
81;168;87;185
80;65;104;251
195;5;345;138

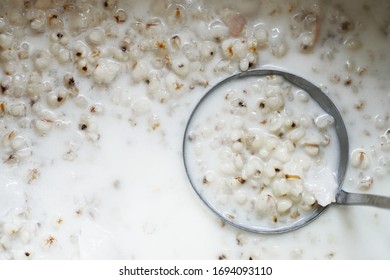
183;69;390;234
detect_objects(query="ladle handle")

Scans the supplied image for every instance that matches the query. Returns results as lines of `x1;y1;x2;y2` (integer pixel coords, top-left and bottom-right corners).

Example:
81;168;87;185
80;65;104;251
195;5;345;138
336;189;390;209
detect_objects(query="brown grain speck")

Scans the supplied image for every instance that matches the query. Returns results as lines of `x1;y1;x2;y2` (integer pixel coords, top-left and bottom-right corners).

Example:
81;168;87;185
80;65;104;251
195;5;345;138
269;9;276;16
354;101;364;110
25;252;30;257
290;211;300;219
227;213;236;220
62;3;74;11
48;13;59;26
357;67;367;75
301;44;309;50
238;100;246;107
43;118;53;124
359;151;365;162
0;102;6;113
27;168;40;184
44;235;56;246
304;143;319;148
175;82;183;90
249;44;257;53
344;78;352;86
114;15;126;24
187;134;195;142
236;236;242;246
8;131;16;140
1;85;8;94
235;176;246;184
68;77;75;87
288;3;297;13
146;22;158;29
175;8;181;19
227;45;233;56
330;74;341;83
5;154;16;163
156;40;167;50
340;21;353;32
259;101;265;109
326;252;335;259
285;174;302;180
151;122;160;130
23;0;32;8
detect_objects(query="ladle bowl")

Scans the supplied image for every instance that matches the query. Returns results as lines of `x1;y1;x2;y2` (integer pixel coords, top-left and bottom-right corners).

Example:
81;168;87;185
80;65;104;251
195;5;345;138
183;69;390;234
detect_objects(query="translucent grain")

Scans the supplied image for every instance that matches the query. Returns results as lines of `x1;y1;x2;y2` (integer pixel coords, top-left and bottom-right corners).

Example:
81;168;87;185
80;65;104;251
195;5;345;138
350;149;370;169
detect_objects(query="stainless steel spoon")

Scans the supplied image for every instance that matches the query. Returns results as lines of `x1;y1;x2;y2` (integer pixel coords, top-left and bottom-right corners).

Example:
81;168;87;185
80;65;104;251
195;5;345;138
183;69;390;234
